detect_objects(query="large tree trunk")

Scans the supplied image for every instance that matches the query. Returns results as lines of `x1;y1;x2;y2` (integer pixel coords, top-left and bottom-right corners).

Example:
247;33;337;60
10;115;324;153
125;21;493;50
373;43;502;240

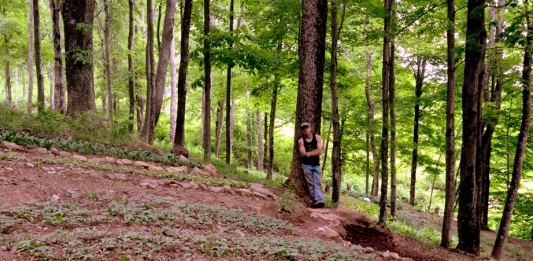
330;0;345;203
202;0;212;162
441;0;457;248
27;0;34;112
50;0;65;114
288;0;327;202
103;0;112;122
33;0;45;110
378;0;393;226
389;42;397;217
174;0;193;146
256;111;264;171
457;0;486;255
491;7;532;259
410;56;427;206
141;0;155;141
479;0;505;230
127;0;135;133
62;0;96;117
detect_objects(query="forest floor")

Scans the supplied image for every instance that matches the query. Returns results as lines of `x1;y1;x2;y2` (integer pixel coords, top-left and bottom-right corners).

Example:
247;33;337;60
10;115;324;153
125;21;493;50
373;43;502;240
0;145;531;261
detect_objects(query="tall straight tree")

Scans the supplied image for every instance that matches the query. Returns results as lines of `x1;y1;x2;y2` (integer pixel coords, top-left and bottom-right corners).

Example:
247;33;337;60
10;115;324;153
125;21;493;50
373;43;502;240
478;0;506;230
378;0;393;225
202;0;212;162
103;0;112;122
174;0;193;146
33;0;44;110
288;0;327;201
27;0;34;112
491;3;533;259
256;111;264;171
441;0;457;248
457;0;486;255
225;0;235;164
127;0;135;133
142;0;155;141
169;29;177;142
62;0;97;117
410;56;426;206
389;41;397;216
267;82;278;180
364;51;379;197
2;7;12;104
49;0;65;114
329;0;346;203
246;89;253;169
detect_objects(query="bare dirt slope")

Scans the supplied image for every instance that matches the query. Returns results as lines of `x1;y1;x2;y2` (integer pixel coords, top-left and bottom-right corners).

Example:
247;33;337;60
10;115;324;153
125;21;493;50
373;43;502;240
0;147;522;261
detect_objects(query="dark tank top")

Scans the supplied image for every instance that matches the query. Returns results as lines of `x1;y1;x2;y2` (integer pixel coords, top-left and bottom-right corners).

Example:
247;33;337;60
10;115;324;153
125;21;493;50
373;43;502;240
301;134;320;166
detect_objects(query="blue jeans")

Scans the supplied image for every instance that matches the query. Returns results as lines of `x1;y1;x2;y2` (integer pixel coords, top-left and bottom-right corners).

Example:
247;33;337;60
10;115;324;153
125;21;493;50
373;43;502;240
301;164;324;203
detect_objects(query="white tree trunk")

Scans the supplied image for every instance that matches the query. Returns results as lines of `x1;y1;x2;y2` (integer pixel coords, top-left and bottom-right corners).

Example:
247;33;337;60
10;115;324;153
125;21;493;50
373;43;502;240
169;32;177;142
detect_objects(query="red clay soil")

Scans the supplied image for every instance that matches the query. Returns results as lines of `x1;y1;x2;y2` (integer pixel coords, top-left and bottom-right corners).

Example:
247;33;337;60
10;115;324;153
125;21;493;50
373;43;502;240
343;224;460;261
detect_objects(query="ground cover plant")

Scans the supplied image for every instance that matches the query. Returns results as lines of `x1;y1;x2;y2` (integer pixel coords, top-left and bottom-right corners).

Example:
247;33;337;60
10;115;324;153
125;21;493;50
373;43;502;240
0;109;532;260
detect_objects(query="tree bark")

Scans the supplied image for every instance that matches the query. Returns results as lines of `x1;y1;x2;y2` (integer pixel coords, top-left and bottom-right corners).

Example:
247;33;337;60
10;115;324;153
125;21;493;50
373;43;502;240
491;5;532;258
33;0;45;110
322;123;331;169
225;0;235;164
62;0;96;117
141;0;155;141
264;113;269;170
2;7;11;104
246;89;253;169
457;0;486;255
288;0;327;202
174;0;193;146
49;0;65;114
366;133;370;195
390;42;397;217
49;65;53;107
27;0;34;112
330;0;345;203
215;101;224;157
267;84;277;180
170;29;177;143
149;0;176;143
479;0;505;230
364;51;379;197
103;0;112;123
202;0;212;162
256;111;264;171
410;56;427;206
378;0;393;226
441;0;457;248
127;0;135;133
